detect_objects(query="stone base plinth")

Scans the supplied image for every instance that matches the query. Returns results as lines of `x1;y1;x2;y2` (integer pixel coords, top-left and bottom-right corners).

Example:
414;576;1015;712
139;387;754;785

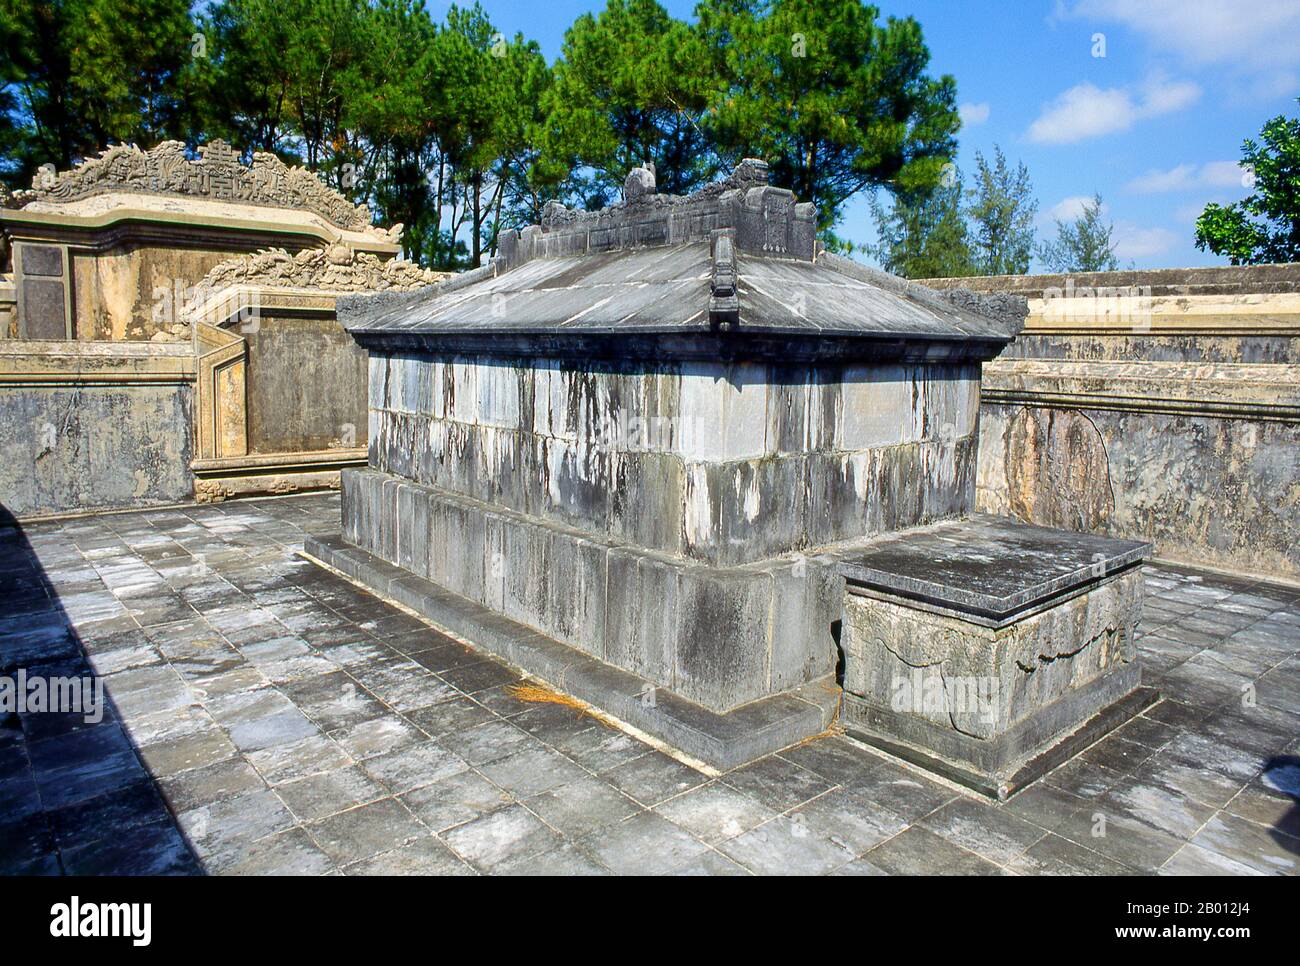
838;515;1156;799
339;467;846;715
303;533;838;770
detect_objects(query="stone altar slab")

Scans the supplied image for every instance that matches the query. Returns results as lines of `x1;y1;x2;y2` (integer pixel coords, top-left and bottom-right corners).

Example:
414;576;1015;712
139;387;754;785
839;514;1156;798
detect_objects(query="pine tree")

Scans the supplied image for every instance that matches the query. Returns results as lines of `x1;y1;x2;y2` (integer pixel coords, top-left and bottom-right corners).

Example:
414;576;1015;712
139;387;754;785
1038;193;1118;273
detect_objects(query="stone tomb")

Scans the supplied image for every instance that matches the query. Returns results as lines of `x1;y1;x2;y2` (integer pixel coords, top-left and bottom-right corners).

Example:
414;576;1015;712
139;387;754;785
307;160;1145;771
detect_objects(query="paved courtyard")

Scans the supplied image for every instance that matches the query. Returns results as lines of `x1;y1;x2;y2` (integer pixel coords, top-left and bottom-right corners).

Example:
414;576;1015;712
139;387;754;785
1;492;1296;875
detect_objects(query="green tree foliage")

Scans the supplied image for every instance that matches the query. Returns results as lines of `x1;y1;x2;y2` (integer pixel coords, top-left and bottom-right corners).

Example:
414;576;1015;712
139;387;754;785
0;0;965;270
697;0;959;230
545;0;718;204
867;172;974;278
0;0;193;177
1195;103;1300;265
966;146;1036;275
337;0;443;261
1037;193;1117;273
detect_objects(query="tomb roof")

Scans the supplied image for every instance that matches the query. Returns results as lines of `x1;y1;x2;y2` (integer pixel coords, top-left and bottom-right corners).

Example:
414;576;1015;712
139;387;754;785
342;161;1027;363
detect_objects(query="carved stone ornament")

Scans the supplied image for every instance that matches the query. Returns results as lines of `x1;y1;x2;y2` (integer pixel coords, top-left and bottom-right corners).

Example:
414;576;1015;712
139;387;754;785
8;140;398;241
191;246;446;304
540;157;772;232
496;157;819;270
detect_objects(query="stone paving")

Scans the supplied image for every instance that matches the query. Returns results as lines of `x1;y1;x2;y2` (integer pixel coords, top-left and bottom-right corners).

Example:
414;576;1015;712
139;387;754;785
1;492;1296;875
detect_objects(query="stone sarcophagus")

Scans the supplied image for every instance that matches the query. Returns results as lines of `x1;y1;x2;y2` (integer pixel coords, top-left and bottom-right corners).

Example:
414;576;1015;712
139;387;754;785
308;160;1033;767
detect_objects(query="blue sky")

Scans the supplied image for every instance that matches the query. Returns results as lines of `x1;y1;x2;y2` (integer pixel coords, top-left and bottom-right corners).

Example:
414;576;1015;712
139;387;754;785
440;0;1300;270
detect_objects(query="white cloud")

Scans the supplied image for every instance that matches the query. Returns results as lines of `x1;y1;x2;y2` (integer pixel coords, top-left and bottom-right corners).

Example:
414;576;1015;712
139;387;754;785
1064;0;1300;96
1044;195;1097;223
1126;161;1250;193
1125;164;1197;193
1067;0;1300;68
1113;224;1179;260
1199;161;1252;189
959;102;990;126
1026;75;1200;145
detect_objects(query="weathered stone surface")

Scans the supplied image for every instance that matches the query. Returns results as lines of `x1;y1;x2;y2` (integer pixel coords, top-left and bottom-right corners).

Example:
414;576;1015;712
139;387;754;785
367;354;985;566
340;467;850;712
244;314;369;455
346;159;1022;361
925;267;1300;582
1004;407;1114;531
605;547;679;687
20;243;63;277
19;276;67;339
0;342;194;516
673;566;774;709
838;515;1151;793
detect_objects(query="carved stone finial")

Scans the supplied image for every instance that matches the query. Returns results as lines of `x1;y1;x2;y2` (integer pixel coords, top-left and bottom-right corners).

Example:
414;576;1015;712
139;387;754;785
709;229;739;328
731;158;770;188
624;166;657;204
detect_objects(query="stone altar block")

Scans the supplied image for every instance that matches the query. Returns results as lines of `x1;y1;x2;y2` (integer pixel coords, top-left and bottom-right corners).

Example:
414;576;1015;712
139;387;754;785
307;160;1031;767
839;515;1156;798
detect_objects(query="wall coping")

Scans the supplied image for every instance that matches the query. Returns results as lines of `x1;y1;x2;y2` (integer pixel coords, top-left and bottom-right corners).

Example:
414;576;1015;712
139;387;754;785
982;358;1300;421
0;196;399;255
0;339;195;384
921;263;1300;299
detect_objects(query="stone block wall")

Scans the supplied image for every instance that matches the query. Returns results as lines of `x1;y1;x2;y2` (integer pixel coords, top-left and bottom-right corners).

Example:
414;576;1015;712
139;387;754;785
366;353;982;567
923;265;1300;580
341;466;844;711
0;341;194;517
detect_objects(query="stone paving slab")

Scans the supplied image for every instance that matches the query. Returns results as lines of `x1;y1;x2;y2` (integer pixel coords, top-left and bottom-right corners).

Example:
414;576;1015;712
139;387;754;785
0;492;1296;875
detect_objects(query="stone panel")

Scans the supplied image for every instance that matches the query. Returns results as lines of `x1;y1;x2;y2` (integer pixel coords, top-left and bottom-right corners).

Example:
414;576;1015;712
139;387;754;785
20;277;67;340
244;315;368;454
839;364;923;450
604;549;679;690
429;493;487;604
502;515;552;638
0;384;192;517
767;555;842;694
1004;407;1114;532
673;566;774;709
676;361;769;460
545;532;608;659
608;450;685;555
20;244;64;277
